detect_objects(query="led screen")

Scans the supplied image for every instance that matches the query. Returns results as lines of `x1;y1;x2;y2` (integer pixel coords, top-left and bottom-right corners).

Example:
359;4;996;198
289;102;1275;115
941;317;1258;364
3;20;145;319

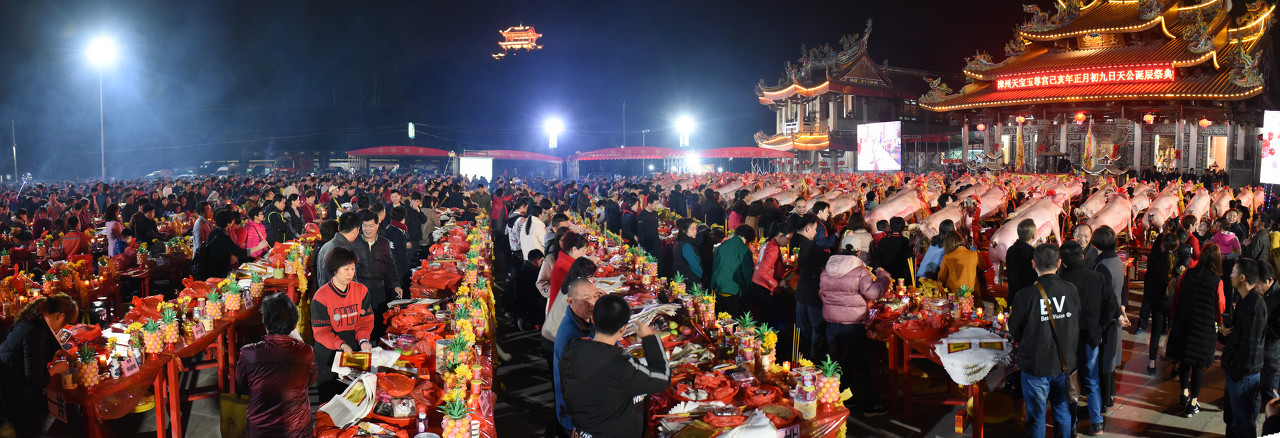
1261;111;1280;184
857;121;902;172
458;157;493;181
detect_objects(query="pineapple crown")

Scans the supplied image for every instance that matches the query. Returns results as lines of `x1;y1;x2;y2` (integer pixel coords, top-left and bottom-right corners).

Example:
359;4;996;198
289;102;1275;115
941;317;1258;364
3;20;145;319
446;335;470;353
225;282;244;295
77;346;96;364
819;354;843;377
162;307;178;323
0;250;8;256
142;319;160;333
438;398;473;419
250;272;263;283
672;272;685;284
205;290;222;303
735;312;757;331
757;323;775;337
452;306;471;321
956;285;974;297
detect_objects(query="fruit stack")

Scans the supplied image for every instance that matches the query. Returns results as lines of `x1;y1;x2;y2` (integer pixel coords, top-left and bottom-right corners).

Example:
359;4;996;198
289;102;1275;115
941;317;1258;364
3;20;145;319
160;307;180;344
77;347;99;388
224;284;243;314
439;399;472;438
817;355;843;407
204;291;223;321
142;320;162;354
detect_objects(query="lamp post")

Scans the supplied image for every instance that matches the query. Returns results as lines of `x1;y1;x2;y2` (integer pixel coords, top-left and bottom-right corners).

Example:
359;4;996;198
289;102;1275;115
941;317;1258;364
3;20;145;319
641;129;650;147
543;117;564;149
86;37;118;180
676;116;694;148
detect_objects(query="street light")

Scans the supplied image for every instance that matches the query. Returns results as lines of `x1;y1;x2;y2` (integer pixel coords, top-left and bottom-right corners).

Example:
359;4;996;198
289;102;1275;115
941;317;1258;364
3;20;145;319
86;36;118;180
641;129;651;146
676;116;694;147
543;117;564;149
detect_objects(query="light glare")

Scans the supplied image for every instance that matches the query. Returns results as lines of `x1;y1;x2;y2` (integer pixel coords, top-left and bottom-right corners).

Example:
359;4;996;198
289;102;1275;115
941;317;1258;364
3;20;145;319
86;37;119;68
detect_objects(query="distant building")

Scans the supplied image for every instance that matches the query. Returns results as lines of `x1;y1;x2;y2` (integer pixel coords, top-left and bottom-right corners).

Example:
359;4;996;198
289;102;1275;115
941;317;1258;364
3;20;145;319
492;25;544;60
754;20;962;173
920;0;1278;181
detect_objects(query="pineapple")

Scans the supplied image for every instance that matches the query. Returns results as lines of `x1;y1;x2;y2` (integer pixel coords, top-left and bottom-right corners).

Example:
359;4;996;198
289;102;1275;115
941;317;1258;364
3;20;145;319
1;249;10;266
444;336;471;365
438;399;473;438
284;252;296;275
204;291;223;320
735;312;758;334
249;273;264;300
76;347;100;388
142;320;162;354
137;243;148;266
224;283;243;314
160;307;180;344
817;355;843;405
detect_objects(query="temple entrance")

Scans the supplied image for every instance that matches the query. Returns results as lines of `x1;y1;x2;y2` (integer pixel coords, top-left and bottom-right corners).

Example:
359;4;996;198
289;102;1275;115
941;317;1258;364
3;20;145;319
1206;136;1229;170
1154;135;1177;170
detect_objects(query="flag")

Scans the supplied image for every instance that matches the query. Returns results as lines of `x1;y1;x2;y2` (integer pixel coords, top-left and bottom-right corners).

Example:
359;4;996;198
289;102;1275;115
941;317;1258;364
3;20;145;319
1082;120;1095;170
1015;123;1025;172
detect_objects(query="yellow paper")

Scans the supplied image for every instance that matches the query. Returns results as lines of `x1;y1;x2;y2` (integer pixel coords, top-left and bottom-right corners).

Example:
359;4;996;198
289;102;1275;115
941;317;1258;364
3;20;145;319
839;388;853;402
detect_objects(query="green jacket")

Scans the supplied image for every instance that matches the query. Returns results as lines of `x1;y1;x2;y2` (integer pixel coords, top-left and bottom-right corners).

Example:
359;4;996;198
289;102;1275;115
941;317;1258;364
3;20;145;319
711;236;754;296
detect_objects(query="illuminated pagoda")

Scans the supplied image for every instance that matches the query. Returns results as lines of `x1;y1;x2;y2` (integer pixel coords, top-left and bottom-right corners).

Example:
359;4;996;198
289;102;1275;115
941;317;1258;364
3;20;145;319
920;0;1278;178
491;25;544;60
754;20;962;173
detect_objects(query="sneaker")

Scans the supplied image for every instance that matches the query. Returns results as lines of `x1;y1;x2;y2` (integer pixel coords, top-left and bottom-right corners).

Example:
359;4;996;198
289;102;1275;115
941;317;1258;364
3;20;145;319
1083;423;1104;436
862;402;888;417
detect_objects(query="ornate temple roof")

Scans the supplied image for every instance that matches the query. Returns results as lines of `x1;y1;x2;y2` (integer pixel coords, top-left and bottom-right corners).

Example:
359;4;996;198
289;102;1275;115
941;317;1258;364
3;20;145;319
755;20;900;104
921;0;1273;112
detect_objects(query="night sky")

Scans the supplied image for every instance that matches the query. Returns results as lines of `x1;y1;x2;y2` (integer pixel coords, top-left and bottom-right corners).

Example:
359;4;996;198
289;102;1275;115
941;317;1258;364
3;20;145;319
0;1;1048;178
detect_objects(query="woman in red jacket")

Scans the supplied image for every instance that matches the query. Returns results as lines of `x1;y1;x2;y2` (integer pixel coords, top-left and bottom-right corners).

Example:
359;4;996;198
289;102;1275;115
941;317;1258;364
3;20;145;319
749;223;793;336
310;247;373;400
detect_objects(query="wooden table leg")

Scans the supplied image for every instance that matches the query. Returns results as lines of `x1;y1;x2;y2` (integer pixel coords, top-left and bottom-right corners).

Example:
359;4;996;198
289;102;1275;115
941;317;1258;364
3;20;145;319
226;327;237;394
902;338;912;418
168;360;182;438
216;333;226;393
154;369;166;438
973;384;984;438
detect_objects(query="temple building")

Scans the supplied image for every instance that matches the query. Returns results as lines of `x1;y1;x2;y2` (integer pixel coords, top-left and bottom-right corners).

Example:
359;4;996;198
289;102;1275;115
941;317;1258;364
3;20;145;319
491;25;544;60
919;0;1278;183
754;20;962;173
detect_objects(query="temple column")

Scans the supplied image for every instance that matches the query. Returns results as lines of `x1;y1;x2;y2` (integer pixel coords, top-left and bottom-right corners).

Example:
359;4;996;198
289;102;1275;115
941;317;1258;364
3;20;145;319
1133;120;1141;172
1060;119;1067;154
776;108;783;134
828;99;837;132
1189;120;1198;172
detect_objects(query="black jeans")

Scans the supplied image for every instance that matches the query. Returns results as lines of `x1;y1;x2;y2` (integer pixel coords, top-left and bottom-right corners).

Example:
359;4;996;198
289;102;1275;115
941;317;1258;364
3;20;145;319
826;323;878;408
795;301;826;362
1178;363;1204;398
1147;297;1169;361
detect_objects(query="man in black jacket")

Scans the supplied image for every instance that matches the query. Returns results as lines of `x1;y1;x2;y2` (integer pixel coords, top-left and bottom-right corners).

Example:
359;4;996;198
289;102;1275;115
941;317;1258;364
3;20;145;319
870;217;913;280
1259;261;1280;408
637;195;662;261
668;185;686;218
404;192;427;255
619;196;639;245
192;209;252;280
602;194;622;235
794;215;831;361
1058;241;1116;436
264;194;295;245
1006;219;1038;304
354;210;401;340
1222;258;1268;438
560;294;668;437
383;206;412;290
1010;243;1080;438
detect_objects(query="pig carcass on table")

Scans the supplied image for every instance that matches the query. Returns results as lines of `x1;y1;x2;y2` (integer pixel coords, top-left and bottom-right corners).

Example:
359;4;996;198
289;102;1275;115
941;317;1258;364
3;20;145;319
865;190;927;225
1211;187;1234;218
919;205;962;239
714;180;745;197
1143;190;1181;231
1075;188;1113;219
1130;185;1154;213
745;186;783;203
828;195;857;216
1185;188;1212;222
770;190;801;206
1085;195;1135;236
955;183;989;201
989;200;1065;265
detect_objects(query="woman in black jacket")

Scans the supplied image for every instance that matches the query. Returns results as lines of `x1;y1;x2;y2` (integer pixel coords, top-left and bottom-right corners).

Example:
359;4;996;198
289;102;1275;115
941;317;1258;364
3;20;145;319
0;293;78;438
1144;234;1178;373
1166;244;1227;417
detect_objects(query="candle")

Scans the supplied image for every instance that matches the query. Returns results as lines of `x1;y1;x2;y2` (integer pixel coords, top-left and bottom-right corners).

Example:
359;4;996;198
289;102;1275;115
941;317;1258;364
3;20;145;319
976;308;984;320
783;361;791;372
997;312;1006;328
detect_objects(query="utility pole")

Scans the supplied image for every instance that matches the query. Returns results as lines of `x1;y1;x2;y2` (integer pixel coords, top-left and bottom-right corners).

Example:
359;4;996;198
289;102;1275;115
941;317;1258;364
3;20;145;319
622;101;627;147
9;120;15;180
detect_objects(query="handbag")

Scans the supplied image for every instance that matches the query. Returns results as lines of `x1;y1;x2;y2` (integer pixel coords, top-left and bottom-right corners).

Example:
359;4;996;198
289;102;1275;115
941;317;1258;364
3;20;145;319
1036;282;1070;375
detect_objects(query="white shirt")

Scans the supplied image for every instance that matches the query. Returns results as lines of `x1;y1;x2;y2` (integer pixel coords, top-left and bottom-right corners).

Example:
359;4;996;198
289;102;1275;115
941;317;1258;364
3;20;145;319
519;216;547;260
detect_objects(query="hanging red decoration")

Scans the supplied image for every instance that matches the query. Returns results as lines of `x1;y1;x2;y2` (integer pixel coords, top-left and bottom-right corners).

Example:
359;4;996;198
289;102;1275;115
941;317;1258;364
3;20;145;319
837;161;846;166
1015;115;1026;124
975;123;987;132
803;160;811;165
1198;118;1212;128
1074;112;1087;124
1143;114;1156;124
1175;150;1182;159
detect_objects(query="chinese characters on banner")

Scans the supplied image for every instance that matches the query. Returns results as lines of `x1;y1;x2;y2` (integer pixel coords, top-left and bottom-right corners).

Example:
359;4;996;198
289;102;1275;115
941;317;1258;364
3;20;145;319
996;66;1175;90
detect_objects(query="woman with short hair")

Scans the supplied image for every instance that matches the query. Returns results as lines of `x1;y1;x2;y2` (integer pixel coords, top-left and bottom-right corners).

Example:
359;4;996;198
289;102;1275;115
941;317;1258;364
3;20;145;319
310;247;373;400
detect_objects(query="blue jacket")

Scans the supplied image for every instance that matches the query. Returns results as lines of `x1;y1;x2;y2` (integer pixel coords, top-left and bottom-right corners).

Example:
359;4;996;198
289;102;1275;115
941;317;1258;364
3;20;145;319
553;306;593;431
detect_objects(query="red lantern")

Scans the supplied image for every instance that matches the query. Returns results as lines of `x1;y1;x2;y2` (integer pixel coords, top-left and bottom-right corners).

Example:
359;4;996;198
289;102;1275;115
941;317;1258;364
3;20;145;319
1015;115;1026;124
837;161;846;166
1198;118;1212;128
1038;144;1046;152
1143;114;1156;124
1175;150;1182;159
975;123;987;132
803;160;811;165
1074;112;1087;124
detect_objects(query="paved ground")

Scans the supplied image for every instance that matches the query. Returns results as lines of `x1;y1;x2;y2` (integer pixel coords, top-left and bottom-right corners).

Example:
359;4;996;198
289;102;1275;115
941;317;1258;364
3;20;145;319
30;261;1262;437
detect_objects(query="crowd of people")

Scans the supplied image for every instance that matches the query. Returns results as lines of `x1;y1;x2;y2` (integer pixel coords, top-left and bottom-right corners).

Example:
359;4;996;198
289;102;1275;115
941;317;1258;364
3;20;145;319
0;169;1280;437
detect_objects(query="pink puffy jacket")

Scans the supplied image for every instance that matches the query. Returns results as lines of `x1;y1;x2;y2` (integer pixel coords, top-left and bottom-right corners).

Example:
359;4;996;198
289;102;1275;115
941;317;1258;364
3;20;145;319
819;255;890;325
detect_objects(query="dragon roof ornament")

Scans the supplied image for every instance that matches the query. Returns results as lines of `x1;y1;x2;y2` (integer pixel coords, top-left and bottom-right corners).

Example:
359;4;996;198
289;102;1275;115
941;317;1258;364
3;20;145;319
1138;0;1161;20
760;19;875;90
1020;0;1084;32
1004;33;1029;57
964;51;1008;72
919;77;958;104
1231;39;1264;87
1182;9;1215;53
